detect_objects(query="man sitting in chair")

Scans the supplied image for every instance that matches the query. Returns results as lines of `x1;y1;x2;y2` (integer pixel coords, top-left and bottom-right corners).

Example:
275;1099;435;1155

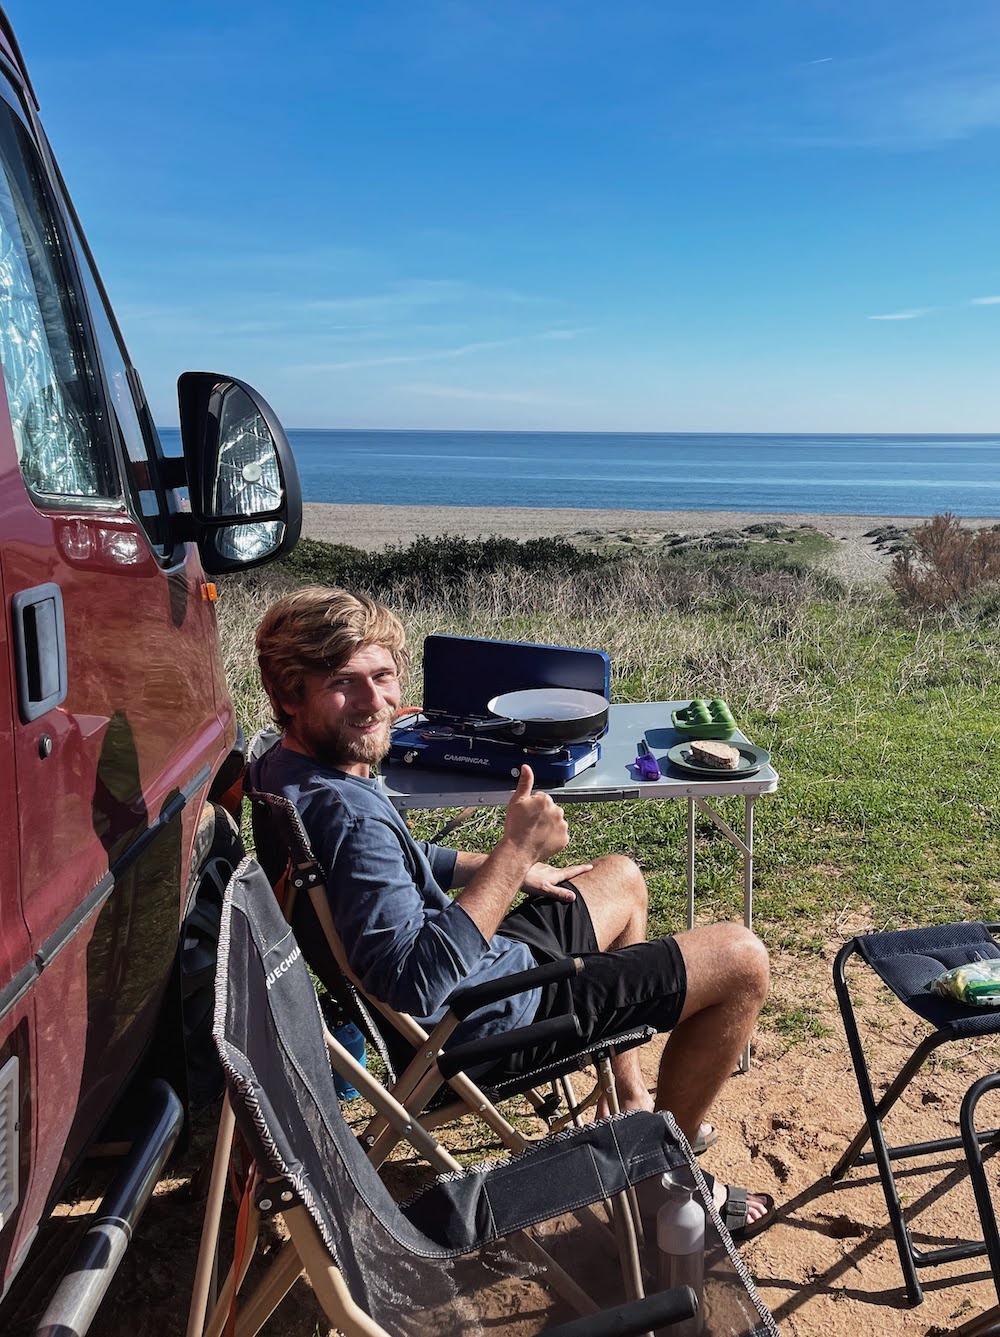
250;585;774;1238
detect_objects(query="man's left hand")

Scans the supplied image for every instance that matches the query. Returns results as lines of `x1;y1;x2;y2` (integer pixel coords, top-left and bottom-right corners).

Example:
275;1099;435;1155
522;862;593;901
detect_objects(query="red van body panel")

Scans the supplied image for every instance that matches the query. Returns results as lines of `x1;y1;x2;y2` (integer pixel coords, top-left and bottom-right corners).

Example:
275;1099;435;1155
0;386;236;1283
0;8;301;1316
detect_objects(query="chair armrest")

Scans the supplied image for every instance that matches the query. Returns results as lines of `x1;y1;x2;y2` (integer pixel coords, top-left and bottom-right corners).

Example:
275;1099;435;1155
537;1286;698;1337
448;957;583;1021
436;1014;581;1080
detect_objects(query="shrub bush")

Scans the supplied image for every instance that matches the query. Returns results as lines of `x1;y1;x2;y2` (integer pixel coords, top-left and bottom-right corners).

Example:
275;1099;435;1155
889;512;1000;611
275;530;846;615
282;533;608;597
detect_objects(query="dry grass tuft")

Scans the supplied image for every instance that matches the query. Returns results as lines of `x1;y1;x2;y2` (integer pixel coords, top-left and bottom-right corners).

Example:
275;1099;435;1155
216;557;875;728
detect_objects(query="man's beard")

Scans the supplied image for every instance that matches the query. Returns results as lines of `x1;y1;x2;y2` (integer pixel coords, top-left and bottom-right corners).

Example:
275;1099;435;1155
305;712;394;769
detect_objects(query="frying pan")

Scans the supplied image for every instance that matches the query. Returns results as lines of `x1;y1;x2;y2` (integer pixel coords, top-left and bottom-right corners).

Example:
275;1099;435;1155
483;687;609;746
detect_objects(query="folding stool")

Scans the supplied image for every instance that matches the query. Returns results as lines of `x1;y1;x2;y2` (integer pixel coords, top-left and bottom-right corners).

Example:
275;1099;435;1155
831;922;1000;1305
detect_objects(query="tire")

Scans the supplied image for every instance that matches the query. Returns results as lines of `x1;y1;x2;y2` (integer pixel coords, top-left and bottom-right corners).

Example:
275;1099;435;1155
181;803;243;1107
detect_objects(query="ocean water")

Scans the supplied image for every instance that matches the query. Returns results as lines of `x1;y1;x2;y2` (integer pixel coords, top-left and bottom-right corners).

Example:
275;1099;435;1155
159;428;1000;516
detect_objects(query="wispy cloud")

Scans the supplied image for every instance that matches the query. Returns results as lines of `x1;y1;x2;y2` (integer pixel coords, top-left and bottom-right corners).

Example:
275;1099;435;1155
299;279;552;321
301;336;523;373
867;308;932;321
397;382;584;406
867;296;1000;321
297;327;592;373
775;17;1000;150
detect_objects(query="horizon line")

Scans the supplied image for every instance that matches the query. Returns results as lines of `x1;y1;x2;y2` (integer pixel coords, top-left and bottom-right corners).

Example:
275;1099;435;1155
155;425;1000;438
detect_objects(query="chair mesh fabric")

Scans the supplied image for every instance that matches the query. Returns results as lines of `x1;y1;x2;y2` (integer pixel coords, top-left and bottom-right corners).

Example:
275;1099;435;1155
483;1027;656;1101
854;923;1000;1034
215;857;780;1336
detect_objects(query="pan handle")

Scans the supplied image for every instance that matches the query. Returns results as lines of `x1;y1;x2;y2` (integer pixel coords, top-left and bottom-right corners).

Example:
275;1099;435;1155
468;714;525;737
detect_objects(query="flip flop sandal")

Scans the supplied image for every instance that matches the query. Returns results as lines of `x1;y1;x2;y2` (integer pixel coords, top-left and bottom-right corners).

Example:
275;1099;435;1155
701;1173;776;1241
690;1124;720;1156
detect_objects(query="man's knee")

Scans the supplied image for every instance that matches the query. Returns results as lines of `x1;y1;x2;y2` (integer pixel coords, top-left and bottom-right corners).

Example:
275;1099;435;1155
677;922;769;1012
731;925;769;999
593;853;647;911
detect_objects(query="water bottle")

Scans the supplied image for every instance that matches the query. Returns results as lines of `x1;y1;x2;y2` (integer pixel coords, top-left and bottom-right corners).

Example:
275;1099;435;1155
655;1172;705;1335
331;1021;367;1102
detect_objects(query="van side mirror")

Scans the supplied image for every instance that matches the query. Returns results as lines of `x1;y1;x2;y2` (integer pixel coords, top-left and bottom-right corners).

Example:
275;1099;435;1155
176;372;302;574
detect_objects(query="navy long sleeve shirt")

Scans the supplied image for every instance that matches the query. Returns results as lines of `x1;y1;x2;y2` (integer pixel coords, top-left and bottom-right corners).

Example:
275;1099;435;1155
249;744;541;1045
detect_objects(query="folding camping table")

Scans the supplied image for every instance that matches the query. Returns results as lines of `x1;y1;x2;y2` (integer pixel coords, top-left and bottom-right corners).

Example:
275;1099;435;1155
381;701;780;1067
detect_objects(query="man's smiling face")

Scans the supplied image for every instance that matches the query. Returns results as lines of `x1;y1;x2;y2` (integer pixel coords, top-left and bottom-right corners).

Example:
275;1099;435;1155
281;642;401;775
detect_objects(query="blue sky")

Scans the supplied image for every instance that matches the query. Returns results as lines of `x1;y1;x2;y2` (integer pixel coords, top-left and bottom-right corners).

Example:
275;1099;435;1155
6;1;1000;431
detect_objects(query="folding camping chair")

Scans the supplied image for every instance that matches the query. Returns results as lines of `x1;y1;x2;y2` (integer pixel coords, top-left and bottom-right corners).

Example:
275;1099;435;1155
247;783;659;1302
186;856;781;1337
246;782;659;1164
831;922;1000;1306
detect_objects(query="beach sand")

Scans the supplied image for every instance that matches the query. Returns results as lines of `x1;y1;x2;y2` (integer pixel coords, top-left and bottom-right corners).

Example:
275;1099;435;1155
302;503;997;584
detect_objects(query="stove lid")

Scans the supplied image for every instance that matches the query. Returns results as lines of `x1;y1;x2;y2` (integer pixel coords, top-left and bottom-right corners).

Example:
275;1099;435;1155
421;635;610;720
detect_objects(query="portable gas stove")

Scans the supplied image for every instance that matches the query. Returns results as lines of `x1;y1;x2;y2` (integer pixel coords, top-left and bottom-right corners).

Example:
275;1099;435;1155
387;635;610;786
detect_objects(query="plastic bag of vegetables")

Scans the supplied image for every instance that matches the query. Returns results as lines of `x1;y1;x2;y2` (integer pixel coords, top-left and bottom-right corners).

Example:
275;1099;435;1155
930;959;1000;1006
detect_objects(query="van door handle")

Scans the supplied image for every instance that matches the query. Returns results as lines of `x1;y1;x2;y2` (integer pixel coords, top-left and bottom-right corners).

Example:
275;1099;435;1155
11;582;68;722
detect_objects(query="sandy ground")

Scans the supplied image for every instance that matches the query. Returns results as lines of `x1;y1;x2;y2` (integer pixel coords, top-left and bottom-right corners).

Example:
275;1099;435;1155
302;503;998;586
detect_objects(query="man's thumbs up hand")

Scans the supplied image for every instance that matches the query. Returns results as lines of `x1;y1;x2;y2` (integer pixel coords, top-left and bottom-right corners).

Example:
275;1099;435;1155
503;763;569;865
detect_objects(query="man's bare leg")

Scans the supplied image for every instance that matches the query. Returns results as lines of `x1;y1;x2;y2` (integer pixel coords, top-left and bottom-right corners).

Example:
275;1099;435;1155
656;922;769;1137
569;861;771;1220
569;855;658;1112
658;922;771;1223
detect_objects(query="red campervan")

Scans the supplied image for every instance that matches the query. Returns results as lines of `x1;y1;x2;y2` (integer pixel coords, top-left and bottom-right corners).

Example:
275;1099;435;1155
0;11;301;1330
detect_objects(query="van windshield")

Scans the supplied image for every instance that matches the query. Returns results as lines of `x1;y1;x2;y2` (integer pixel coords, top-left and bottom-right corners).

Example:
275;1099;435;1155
0;96;115;502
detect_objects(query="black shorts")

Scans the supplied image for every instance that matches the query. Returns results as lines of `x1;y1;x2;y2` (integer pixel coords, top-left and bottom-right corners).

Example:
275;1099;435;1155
484;885;687;1081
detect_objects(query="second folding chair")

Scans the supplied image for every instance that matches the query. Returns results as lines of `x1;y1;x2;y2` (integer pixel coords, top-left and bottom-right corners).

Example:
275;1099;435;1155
831;921;1000;1306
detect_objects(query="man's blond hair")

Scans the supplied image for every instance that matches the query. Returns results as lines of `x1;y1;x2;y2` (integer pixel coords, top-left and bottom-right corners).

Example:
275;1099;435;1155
255;586;407;729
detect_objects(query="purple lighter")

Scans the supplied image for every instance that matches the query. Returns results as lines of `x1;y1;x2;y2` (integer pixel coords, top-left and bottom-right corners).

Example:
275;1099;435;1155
635;738;661;781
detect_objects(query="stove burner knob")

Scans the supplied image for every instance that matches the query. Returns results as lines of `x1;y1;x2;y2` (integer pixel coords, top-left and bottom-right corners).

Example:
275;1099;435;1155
403;751;417;764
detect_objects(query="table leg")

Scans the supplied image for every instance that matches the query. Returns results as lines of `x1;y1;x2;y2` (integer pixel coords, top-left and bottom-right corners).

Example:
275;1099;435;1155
686;797;696;932
741;796;756;1071
690;794;757;1071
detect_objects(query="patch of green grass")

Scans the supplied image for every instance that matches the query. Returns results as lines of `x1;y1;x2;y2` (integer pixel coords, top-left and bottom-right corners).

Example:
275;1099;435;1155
401;597;1000;940
661;524;837;574
765;1005;834;1042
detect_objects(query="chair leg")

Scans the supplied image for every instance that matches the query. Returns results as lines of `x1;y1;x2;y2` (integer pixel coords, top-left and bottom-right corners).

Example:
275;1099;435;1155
831;1030;951;1178
280;1207;389;1337
549;1084;600;1133
227;1237;306;1337
831;940;924;1306
962;1074;1000;1309
560;1074;585;1127
361;1060;531;1166
511;1229;601;1317
598;1057;646;1300
203;1211;261;1337
187;1097;237;1337
952;1304;1000;1337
